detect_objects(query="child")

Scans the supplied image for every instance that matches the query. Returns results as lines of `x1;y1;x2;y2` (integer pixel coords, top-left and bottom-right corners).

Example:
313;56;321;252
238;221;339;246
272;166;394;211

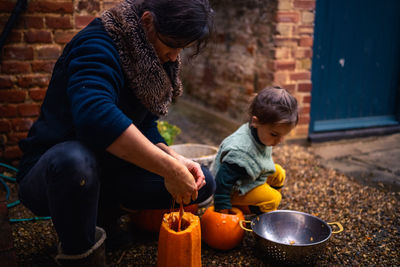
211;86;298;214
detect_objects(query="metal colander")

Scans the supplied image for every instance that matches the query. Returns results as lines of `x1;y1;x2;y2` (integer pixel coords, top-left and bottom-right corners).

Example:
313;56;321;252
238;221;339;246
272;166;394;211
240;210;343;265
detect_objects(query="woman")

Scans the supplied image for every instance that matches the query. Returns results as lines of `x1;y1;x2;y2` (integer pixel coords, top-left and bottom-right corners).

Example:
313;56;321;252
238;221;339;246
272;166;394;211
16;0;215;265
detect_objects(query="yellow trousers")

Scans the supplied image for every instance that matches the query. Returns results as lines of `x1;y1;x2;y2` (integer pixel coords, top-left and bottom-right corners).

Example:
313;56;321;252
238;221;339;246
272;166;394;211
231;164;285;213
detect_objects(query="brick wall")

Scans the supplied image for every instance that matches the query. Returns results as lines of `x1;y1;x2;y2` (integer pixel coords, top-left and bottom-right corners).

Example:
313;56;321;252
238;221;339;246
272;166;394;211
181;0;315;138
0;0;315;162
0;0;116;162
274;0;315;137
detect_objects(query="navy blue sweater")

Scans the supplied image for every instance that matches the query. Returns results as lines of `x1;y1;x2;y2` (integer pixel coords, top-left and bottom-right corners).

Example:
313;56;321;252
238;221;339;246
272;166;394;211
17;18;165;181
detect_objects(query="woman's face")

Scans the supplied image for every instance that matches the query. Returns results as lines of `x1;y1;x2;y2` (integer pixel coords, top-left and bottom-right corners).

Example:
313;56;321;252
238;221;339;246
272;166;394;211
141;11;184;64
251;116;295;146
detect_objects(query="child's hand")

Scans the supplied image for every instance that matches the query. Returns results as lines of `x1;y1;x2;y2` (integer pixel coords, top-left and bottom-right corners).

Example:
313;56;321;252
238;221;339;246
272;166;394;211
267;163;286;188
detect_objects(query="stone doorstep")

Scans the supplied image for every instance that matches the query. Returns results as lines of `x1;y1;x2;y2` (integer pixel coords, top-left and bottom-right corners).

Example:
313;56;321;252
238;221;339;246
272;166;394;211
0;201;17;267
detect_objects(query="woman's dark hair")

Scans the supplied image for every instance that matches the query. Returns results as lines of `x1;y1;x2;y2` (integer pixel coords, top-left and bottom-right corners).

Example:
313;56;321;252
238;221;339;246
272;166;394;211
138;0;214;57
249;86;299;125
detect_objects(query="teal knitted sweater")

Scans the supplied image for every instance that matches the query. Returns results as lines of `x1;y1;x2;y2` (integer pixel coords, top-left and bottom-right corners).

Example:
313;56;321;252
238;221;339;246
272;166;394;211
211;123;276;196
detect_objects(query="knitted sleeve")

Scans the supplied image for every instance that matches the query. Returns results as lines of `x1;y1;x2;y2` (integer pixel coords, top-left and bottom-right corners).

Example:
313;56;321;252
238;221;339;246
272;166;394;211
140;113;166;145
214;162;248;210
65;34;132;150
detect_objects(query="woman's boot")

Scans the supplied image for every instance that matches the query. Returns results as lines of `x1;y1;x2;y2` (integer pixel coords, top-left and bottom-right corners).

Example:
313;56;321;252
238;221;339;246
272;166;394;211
55;226;107;266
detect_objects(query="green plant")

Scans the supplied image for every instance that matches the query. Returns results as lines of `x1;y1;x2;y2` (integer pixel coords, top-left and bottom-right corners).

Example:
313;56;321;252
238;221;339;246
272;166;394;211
157;121;181;146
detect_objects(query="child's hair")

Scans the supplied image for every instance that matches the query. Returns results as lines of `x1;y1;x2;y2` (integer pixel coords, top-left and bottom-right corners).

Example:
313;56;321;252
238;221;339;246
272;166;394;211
249;86;299;125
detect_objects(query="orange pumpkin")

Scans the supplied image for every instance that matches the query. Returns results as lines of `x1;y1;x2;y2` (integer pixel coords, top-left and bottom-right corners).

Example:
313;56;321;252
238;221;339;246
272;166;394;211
125;204;198;233
200;206;245;250
157;211;201;267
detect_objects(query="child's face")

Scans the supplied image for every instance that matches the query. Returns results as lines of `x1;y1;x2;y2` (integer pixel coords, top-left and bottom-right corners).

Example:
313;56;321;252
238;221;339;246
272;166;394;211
251;116;295;146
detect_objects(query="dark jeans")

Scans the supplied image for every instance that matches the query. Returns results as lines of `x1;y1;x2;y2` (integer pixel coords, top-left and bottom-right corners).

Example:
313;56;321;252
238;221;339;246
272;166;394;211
18;141;216;254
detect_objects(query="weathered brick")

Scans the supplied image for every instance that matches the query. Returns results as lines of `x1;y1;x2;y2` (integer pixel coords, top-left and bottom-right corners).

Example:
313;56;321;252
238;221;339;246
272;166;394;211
300;105;310;114
75;15;96;29
276;24;292;37
31;61;56;73
77;0;88;10
275;60;296;71
3;46;34;60
298;82;312;92
274;47;291;59
25;30;52;43
104;1;120;10
302;11;315;24
7;132;27;145
296;25;314;35
54;30;76;44
0;0;15;12
0;16;8;30
294;0;316;10
27;1;74;13
1;61;31;74
4;145;22;159
17;74;50;88
273;72;288;85
274;37;299;48
11;118;33;131
36;46;61;60
5;31;22;43
295;47;312;59
45;16;72;29
276;12;300;23
14;16;25;29
294;125;309;136
299;36;313;47
17;103;40;117
303;95;311;104
0;90;26;103
282;83;296;93
290;71;311;81
24;16;44;29
0;76;14;89
77;0;100;13
298;115;310;124
278;0;292;11
0;105;17;117
0;120;11;132
29;88;47;101
296;58;311;70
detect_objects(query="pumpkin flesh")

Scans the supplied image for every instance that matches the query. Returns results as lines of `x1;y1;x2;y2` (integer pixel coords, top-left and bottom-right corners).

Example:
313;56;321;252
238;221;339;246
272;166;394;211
126;204;198;233
157;211;201;267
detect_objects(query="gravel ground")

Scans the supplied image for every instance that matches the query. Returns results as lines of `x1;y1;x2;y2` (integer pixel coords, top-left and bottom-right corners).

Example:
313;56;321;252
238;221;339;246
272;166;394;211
4;101;400;266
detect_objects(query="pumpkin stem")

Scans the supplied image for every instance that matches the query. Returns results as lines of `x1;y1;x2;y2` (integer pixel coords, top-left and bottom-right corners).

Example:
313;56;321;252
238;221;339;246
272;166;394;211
169;199;176;222
178;203;184;232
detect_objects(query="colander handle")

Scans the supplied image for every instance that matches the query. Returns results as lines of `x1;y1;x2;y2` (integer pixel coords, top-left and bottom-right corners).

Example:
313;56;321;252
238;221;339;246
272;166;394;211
239;220;253;232
328;222;344;234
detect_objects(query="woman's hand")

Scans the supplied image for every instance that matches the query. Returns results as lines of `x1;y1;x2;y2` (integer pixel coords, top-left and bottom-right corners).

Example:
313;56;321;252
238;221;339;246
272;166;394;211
155;143;206;202
107;125;201;205
175;155;206;191
163;162;198;205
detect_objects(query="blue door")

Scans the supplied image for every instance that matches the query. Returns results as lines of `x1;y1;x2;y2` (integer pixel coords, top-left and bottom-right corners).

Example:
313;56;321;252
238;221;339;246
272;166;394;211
310;0;400;134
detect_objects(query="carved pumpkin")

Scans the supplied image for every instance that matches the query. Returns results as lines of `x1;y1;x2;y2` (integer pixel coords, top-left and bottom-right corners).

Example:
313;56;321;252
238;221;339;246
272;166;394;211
157;211;201;267
125;204;198;233
200;206;245;250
